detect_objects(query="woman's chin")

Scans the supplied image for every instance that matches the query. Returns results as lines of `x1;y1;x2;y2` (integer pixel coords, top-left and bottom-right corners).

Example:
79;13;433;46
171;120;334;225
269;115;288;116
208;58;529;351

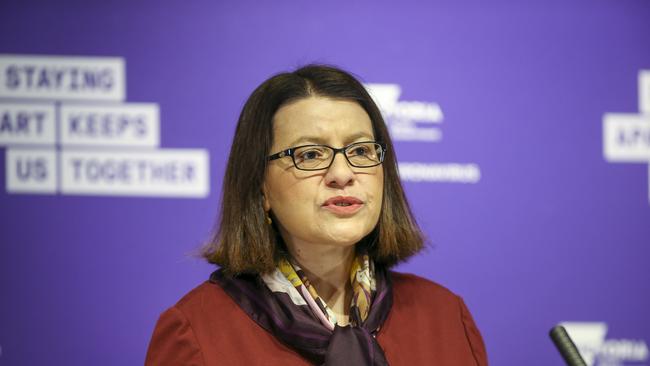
321;228;372;247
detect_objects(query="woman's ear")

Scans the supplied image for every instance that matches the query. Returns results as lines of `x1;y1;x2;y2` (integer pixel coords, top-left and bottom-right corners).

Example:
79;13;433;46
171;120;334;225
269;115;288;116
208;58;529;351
262;184;271;212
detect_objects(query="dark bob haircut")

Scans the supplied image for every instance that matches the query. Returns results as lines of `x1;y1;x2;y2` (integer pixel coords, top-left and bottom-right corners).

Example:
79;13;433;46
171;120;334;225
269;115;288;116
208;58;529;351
203;64;424;275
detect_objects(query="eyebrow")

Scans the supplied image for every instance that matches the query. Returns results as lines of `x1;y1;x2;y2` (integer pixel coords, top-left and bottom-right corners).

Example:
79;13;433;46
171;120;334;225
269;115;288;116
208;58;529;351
288;132;375;147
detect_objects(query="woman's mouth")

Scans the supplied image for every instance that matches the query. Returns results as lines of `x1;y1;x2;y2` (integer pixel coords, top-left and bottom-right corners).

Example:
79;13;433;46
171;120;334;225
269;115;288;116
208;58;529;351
322;196;364;215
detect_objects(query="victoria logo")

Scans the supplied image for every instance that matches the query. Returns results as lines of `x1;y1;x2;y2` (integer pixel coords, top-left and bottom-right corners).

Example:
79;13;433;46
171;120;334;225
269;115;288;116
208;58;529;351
365;83;481;184
562;322;649;366
602;70;650;205
365;83;443;142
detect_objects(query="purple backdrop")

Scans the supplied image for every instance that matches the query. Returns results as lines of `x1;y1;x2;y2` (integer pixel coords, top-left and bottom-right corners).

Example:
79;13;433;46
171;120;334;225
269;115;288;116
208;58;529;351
1;0;649;365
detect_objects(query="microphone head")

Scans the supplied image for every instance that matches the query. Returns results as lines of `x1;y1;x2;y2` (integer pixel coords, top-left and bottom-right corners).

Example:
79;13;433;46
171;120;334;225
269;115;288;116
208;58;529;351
550;325;588;366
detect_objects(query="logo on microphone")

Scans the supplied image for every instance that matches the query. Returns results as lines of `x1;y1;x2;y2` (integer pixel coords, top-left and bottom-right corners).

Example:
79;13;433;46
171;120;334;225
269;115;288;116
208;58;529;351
562;322;648;366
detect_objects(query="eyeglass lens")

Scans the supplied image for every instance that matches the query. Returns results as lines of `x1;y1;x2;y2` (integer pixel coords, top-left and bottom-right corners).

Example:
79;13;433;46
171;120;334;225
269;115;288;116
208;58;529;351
293;142;383;170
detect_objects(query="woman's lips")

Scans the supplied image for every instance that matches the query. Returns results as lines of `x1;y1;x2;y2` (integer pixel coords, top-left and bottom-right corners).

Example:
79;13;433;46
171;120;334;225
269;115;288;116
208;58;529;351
322;196;364;215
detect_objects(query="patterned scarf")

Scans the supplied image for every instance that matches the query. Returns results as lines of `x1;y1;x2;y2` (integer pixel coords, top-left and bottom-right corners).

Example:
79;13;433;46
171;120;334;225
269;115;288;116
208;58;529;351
274;255;375;330
210;254;392;365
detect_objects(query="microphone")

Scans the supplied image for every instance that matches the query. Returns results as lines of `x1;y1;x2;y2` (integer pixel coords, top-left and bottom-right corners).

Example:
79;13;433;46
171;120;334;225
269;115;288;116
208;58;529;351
550;325;587;366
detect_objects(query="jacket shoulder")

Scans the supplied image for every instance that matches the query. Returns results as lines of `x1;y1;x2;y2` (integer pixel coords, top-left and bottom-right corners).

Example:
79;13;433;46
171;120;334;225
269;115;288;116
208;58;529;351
390;271;459;302
174;280;234;309
147;278;312;366
383;271;488;365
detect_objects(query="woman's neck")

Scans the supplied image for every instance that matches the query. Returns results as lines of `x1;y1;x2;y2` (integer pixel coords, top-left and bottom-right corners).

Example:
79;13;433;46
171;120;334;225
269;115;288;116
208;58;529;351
287;242;355;318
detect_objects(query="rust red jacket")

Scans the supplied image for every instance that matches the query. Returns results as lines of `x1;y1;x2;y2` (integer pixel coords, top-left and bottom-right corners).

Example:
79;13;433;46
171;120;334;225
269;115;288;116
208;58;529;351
145;272;488;365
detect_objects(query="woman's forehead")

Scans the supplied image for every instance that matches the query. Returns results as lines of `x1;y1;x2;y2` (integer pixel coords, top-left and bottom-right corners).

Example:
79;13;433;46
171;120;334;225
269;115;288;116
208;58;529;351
272;97;374;146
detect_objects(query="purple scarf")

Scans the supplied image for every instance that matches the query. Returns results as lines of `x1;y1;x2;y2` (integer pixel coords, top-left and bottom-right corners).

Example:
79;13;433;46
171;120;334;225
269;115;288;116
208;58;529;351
210;266;393;365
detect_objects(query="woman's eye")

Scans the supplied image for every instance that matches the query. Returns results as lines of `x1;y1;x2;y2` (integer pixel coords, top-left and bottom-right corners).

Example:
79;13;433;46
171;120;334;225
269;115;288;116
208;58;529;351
299;150;322;160
351;146;369;156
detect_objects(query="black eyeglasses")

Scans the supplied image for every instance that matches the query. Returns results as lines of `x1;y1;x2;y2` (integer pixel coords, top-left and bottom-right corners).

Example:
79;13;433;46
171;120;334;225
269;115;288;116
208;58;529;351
268;141;387;171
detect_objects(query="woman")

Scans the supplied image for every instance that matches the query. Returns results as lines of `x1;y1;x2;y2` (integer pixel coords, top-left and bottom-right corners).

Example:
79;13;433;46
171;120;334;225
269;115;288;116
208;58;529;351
145;65;487;365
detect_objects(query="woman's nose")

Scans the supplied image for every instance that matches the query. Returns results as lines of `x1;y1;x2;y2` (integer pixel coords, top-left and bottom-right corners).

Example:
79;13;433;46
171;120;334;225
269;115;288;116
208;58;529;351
324;153;355;188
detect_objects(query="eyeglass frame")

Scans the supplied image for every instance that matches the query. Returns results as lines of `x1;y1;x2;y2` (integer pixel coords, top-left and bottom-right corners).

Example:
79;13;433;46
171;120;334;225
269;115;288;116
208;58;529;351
267;141;388;171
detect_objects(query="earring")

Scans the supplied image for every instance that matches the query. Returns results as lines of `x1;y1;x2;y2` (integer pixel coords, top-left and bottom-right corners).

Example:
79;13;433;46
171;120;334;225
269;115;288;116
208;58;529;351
265;212;272;225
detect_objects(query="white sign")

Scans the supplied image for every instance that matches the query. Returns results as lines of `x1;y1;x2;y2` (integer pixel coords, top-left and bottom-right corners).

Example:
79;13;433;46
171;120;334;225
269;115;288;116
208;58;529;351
60;149;209;198
398;162;481;183
5;148;57;194
603;70;650;204
60;103;160;147
0;102;56;146
603;114;650;162
0;54;125;101
0;54;211;198
640;70;650;114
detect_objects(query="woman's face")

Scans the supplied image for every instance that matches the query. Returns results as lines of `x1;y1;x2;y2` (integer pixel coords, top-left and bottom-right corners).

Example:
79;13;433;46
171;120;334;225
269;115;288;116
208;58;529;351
263;96;384;251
